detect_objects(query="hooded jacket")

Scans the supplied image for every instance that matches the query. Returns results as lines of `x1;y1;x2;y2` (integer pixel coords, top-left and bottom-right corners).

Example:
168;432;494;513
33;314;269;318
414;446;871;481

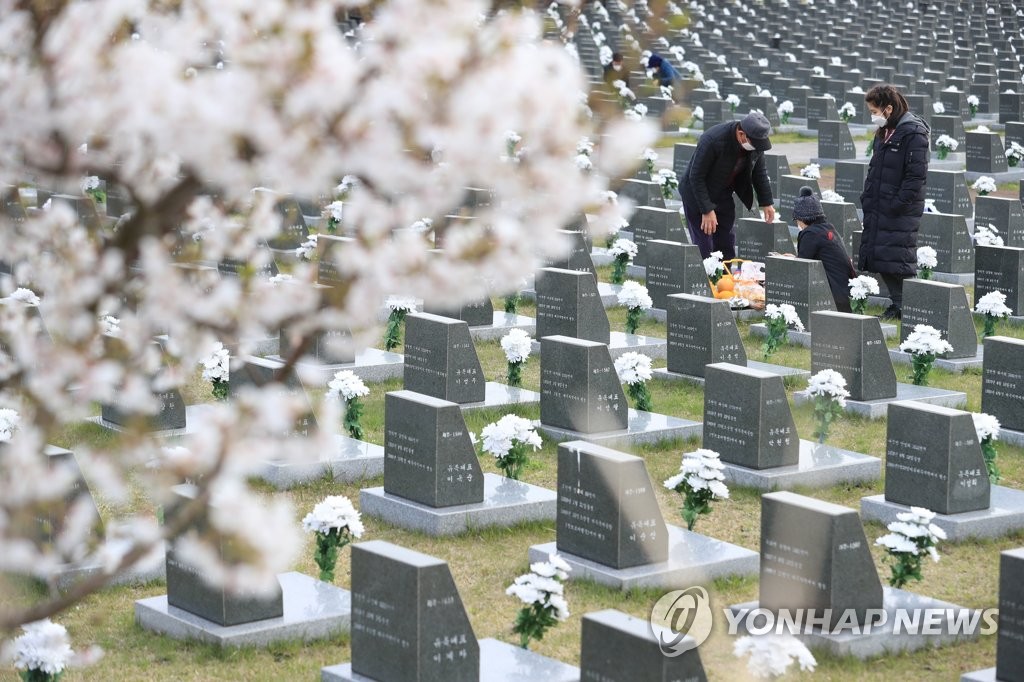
680;121;774;215
858;112;931;276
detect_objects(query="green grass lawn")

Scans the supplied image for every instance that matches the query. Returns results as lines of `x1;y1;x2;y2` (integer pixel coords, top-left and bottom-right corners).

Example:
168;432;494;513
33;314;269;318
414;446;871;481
2;281;1022;681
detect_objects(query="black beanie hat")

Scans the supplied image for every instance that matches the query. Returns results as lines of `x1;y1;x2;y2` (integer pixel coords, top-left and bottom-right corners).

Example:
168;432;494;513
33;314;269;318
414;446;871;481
792;186;825;223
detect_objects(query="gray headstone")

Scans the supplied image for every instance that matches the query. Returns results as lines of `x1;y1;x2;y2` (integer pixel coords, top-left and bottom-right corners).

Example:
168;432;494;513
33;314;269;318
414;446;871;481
749;95;781;126
996;548;1024;680
884;402;991;515
262;193;309;250
764;154;792;202
351;541;478;682
974;245;1024;316
383;391;483;507
424;295;494;328
999;92;1024;123
765;255;837;331
549;229;597;277
646;241;713;309
805;96;834;130
917;212;975;273
701;100;733;128
811;311;897;401
821;200;861;252
217;255;279;279
673;143;697;178
703;363;798;470
535;268;610;344
540;335;627;433
165;485;284;626
778;175;821;225
229;356;316;437
317;235;355;285
817;120;857;160
101;370;186;433
580;609;707;682
619;178;666;209
900;279;978;359
735;218;795;261
556;440;668;568
34;446;103;549
666;295;746;378
759;491;883;629
929;114;966;151
630;207;686;267
974;195;1024;247
834;161;868;209
279;325;355;365
981;336;1024;433
925;170;972;216
939;88;969;119
966;131;1009;174
403;313;485;404
1006;121;1024;150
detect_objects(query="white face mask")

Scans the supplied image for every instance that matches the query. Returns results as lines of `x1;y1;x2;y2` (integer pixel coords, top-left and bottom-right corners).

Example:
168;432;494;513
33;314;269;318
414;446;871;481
741;141;756;151
871;111;888;128
613;63;622;71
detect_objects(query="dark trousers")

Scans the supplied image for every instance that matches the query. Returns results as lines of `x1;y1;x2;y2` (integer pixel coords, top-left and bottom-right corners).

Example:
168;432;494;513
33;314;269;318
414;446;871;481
881;273;905;308
682;193;737;260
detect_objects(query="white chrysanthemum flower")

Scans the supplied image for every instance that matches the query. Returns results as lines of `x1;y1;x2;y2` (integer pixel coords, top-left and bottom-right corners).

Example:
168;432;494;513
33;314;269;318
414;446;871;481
385;295;417;313
726;93;741;107
917;246;938;269
838;102;856;118
295;233;318;260
576;137;594;156
1005;141;1024;161
480;414;542;459
575;153;593;171
301;495;364;537
80;175;100;193
691;105;704;121
0;408;20;442
500;328;532;364
268;273;293;285
703;250;724;277
973;412;1001;442
806;369;850;406
733;634;817;679
820;189;845;203
975;125;992;133
975;223;1004;247
849;275;880;301
764;303;805;332
967;94;980;106
975;290;1013;318
778;99;794;114
12;619;75;676
800;163;821;180
322;201;344;223
608;238;638;261
7;287;40;306
200;342;230;383
933;102;946;114
614;351;653;385
935;134;959;151
327;369;369;401
617;280;652;310
899;324;954;356
99;314;120;335
641;147;658;162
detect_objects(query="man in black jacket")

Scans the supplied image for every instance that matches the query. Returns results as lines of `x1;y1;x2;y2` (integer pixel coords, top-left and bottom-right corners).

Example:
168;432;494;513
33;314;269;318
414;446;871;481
680;111;776;260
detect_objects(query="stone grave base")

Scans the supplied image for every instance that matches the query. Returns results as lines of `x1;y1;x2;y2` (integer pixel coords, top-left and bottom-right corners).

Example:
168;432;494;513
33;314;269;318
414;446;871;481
359;473;556;536
810;156;861;167
861;486;1024;541
135;572;350;647
729;588;978;659
246;335;280;357
718;440;880;491
469;313;536;342
530;332;667;361
50;547;166;592
928;153;966;170
529;525;758;591
888;345;984;372
458;382;540;412
750;322;898;347
1000;427;1024;447
536;409;702;448
626;264;646;279
521;282;621;309
793;382;968;419
321;638;580;682
256;435;384;490
653;360;810;386
271;348;404;384
960;667;998;681
590;247;613;266
974;312;1024;327
929;271;975;285
645;307;763;323
965;168;1024;183
90;404;212;438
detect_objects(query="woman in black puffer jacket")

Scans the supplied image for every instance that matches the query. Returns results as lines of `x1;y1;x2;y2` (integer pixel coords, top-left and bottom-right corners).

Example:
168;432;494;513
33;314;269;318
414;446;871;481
859;84;931;320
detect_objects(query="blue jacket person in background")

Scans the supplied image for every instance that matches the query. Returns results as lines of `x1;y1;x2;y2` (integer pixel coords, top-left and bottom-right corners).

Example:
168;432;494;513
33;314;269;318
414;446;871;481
646;52;680;88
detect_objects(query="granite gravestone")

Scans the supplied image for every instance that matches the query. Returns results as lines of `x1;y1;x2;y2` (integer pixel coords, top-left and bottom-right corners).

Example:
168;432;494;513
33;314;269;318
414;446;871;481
734;218;795;261
939;89;969;120
995;548;1024;681
900;280;978;359
834;161;868;209
805;96;833;130
315;234;353;285
778;176;821;225
217;254;279;279
759;491;883;629
701;100;732;128
884;402;991;515
966;131;1009;174
1000;91;1024;124
424;295;494;328
703;363;798;470
229;356;316;437
165;484;284;626
556;440;668;569
974;245;1024;315
764;154;792;201
666;296;746;378
925;170;972;216
549;229;597;277
540;335;627;434
101;344;186;432
580;610;707;682
279;324;355;366
981;336;1024;433
261;193;309;251
645;241;713;309
974;196;1024;247
673;143;697;178
764;255;836;332
630;207;686;267
929;115;965;152
917;212;975;273
817;120;856;160
383;391;483;507
821;199;861;252
811;311;896;401
33;446;103;550
619;178;666;210
403;313;485;404
535;268;610;344
350;541;478;682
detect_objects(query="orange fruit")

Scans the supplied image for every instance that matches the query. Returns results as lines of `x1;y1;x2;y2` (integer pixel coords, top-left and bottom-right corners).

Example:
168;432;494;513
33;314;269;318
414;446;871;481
716;275;735;293
714;290;733;300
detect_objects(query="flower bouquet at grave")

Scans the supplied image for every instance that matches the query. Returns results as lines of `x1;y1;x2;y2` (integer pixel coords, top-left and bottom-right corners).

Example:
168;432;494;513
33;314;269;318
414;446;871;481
933;102;946;115
726;94;741;112
641;147;658;176
778;100;794;125
302;495;364;583
820;189;845;203
575;137;594;172
617;281;652;334
875;506;946;588
924;198;938;213
1006;141;1024;167
321;201;343;234
805;369;850;444
848;275;880;314
972;176;997;196
935;134;959;160
917;245;938;280
975;290;1014;337
761;303;804;360
382;295;416;351
624;101;648;122
79;175;105;205
613;79;636;109
688;106;704;128
974;223;1005;246
654;168;678;200
975;125;992;133
607;238;638;284
500;329;532;387
968;94;980;118
838;101;856;123
200;342;230;401
0;407;21;442
703;250;726;287
660;84;673;100
614;351;653;411
327;369;370;439
479;414;542;480
506;553;571;649
334;175;358;201
504;130;523;163
799;163;821;180
733;634;817;679
269;273;293;285
8;287;40;307
898;324;954;386
663;449;729;531
409;217;433;238
295;233;318;261
973;412;1002;484
12;619;78;682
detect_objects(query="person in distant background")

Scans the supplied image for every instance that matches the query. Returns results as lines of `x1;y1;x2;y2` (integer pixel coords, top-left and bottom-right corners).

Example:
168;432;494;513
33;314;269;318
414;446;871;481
603;52;629;88
792;187;856;313
645;52;679;88
859;84;930;320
